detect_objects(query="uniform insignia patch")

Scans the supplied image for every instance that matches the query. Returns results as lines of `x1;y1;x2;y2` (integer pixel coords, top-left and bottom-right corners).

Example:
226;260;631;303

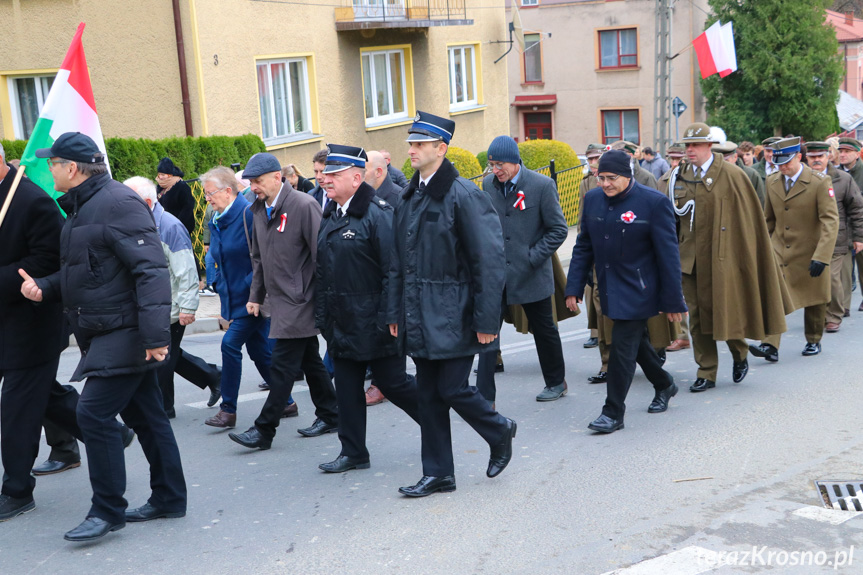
342;229;356;239
379;200;386;205
414;112;421;122
621;211;637;224
137;239;144;245
829;187;835;197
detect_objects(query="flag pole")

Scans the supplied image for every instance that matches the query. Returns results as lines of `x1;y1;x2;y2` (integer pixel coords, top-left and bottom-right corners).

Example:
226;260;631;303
0;164;27;232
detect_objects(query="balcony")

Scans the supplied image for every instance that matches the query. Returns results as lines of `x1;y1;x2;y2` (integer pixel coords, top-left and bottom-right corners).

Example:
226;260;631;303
335;0;472;31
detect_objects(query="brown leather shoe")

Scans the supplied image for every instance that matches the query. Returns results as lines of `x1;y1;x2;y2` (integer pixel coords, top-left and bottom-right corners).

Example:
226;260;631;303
666;339;690;352
282;403;299;418
204;410;236;428
365;384;387;406
825;322;841;333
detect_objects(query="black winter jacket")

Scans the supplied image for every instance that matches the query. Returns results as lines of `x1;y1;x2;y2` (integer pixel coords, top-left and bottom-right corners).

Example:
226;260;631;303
315;182;397;361
38;173;172;381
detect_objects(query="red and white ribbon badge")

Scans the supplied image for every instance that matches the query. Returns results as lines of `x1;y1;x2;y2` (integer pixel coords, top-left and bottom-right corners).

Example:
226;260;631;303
277;213;287;232
621;211;637;224
829;187;835;198
513;191;526;211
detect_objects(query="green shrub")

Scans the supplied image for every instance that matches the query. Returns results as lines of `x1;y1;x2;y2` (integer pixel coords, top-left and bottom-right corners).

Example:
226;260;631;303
0;139;27;160
402;145;483;181
518;139;580;171
476;150;488;170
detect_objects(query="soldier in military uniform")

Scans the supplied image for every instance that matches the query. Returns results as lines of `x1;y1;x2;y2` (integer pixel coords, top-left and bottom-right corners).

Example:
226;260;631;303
805;141;863;333
579;144;604;350
665;143;685;171
752;136;782;182
713;141;765;207
658;142;689;353
610;141;657;189
838;137;863;309
671;123;790;391
748;138;838;360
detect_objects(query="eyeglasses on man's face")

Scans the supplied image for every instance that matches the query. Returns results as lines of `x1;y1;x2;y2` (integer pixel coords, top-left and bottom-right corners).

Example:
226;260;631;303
46;158;71;168
597;175;621;183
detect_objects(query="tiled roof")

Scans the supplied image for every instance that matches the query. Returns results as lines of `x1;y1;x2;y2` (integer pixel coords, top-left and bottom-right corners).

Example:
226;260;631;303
826;9;863;43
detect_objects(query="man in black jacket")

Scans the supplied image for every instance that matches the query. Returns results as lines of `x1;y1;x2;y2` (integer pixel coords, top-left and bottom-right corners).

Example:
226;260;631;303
314;144;419;473
364;150;403;205
0;145;82;521
21;133;186;542
380;149;409;188
387;112;516;497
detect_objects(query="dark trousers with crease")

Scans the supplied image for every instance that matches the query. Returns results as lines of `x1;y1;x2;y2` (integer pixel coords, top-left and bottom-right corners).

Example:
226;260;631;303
476;295;565;402
414;356;509;477
157;321;220;411
603;319;674;420
332;355;419;460
1;360;82;499
254;336;337;439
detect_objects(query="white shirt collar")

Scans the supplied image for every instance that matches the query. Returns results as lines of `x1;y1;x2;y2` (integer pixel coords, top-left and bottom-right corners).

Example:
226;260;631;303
266;186;283;209
419;171;437;188
337;194;354;214
785;164;804;186
693;154;714;177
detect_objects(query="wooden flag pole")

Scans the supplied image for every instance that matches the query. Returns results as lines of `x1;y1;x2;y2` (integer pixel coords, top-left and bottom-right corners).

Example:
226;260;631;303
0;163;27;231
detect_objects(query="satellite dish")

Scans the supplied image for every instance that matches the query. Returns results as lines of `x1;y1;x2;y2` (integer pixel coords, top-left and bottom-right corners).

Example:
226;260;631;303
512;4;525;53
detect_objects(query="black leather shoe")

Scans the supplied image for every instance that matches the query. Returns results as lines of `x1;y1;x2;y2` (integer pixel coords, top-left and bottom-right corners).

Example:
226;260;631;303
0;494;35;521
297;418;338;437
648;382;678;413
121;424;136;448
207;366;221;407
487;418;517;478
732;358;749;383
657;349;667;366
258;380;270;390
228;427;272;450
583;337;599;348
802;342;822;356
125;502;185;522
689;378;716;392
587;371;608;384
398;475;457;497
64;516;124;542
32;459;81;476
749;343;778;362
588;414;624;433
319;455;371;473
472;363;504;375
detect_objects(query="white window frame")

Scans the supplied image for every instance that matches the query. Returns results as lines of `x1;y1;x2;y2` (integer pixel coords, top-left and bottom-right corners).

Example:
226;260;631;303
448;45;478;111
7;74;55;140
521;0;538;6
362;48;409;126
256;58;313;146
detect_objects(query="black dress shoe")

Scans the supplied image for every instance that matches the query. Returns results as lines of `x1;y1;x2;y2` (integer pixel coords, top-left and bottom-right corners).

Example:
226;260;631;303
588;414;624;433
648;382;678;413
587;371;607;384
802;342;822;356
121;424;136;448
207;366;222;407
319;455;371;473
583;337;599;348
32;459;81;476
297;418;338;437
125;502;185;522
258;380;270;390
689;377;716;392
749;343;778;362
398;475;457;497
228;427;272;450
0;494;35;521
732;358;749;383
64;516;124;542
472;363;505;375
487;418;517;478
656;349;667;366
844;309;851;318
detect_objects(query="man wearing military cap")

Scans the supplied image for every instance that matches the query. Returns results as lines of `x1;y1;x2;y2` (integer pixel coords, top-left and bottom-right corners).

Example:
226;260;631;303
805;141;863;332
670;123;791;392
579;144;604;350
665;143;685;170
752;136;782;181
387;111;516;497
610;141;657;189
657;142;689;353
713;140;765;206
837;137;863;305
749;137;838;359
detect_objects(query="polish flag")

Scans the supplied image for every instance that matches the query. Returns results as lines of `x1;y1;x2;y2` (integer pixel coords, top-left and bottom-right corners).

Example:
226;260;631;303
693;21;738;79
19;23;109;203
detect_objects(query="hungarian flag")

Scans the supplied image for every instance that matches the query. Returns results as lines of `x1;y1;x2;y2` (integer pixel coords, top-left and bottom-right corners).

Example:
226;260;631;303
19;23;108;202
693;20;738;79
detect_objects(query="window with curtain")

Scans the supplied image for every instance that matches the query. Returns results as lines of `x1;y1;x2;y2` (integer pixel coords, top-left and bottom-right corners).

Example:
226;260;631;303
256;58;312;143
599;28;638;69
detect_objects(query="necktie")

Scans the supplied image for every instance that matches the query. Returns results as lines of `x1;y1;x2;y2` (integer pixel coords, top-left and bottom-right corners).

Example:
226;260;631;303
785;177;792;194
266;206;273;220
505;181;514;196
337;207;344;219
418;181;426;192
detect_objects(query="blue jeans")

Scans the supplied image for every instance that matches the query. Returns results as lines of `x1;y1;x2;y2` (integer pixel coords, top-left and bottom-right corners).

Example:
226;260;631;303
220;315;274;414
205;251;215;286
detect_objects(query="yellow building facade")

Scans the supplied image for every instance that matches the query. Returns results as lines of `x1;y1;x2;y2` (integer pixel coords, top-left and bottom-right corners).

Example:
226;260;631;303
0;0;510;172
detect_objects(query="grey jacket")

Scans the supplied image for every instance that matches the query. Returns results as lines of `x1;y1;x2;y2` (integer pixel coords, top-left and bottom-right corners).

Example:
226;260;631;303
248;183;322;339
482;163;568;304
374;174;404;205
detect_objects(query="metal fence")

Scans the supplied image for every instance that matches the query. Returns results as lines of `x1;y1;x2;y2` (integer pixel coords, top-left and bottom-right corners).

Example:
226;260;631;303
190;179;208;269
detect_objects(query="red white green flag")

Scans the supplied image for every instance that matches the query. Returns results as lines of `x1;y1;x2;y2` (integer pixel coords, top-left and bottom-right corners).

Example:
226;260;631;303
19;23;109;202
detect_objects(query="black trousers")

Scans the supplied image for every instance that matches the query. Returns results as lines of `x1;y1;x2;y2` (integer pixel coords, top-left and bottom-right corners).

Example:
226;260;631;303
603;319;674;420
157;321;220;411
77;369;186;524
332;355;420;460
254;336;338;439
1;361;82;499
476;295;565;401
43;383;83;463
414;356;509;477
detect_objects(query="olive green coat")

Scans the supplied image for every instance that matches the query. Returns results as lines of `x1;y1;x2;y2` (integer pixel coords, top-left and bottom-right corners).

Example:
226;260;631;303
672;153;792;340
764;166;839;309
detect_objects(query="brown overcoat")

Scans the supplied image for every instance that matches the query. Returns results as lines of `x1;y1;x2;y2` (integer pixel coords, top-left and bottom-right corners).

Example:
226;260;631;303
826;164;863;255
764;165;839;309
672;153;791;340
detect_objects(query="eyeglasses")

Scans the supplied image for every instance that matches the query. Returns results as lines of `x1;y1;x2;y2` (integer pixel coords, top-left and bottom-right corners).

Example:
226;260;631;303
46;159;70;168
597;175;621;183
488;162;507;170
204;188;227;198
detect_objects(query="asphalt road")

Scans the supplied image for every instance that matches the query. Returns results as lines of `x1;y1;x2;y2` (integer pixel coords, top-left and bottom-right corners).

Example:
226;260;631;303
1;296;862;574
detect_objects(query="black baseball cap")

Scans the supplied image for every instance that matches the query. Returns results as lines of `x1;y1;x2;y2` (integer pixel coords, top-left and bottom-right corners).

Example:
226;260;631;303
34;132;105;164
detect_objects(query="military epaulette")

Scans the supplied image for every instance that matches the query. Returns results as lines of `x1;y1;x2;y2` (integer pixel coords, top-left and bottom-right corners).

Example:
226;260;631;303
812;171;828;180
375;198;393;210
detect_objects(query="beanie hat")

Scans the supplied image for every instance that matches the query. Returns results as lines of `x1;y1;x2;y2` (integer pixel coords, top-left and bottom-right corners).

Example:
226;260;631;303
157;157;184;178
597;149;632;178
487;135;520;164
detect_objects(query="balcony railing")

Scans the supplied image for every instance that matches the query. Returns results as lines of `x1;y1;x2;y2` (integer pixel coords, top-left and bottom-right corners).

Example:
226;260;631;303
335;0;471;30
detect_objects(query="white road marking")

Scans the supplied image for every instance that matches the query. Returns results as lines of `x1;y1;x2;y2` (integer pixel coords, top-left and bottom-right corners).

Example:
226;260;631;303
600;546;720;575
186;384;309;409
793;505;863;525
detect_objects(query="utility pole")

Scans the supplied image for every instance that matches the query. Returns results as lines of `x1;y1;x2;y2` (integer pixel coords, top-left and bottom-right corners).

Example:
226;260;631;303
653;0;672;155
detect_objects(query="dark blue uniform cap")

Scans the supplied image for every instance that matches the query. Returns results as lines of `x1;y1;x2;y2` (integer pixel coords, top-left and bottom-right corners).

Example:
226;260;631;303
323;143;368;174
771;136;801;166
406;111;455;144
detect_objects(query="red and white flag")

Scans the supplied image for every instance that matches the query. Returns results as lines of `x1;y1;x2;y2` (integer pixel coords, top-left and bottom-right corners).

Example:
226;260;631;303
693;21;738;79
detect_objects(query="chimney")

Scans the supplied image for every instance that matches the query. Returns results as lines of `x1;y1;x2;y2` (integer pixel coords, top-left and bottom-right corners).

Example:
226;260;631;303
847;12;854;26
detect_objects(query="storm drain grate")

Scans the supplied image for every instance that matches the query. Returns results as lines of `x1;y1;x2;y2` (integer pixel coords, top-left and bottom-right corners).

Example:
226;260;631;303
815;480;863;511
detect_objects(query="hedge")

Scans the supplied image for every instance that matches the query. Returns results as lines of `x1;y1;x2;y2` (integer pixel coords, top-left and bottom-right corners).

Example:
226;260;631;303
518;139;580;171
476;150;488;171
0;134;266;183
401;146;483;181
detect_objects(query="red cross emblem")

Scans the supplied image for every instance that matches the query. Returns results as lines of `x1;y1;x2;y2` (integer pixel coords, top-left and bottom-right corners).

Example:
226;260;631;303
620;211;637;224
829;187;835;198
